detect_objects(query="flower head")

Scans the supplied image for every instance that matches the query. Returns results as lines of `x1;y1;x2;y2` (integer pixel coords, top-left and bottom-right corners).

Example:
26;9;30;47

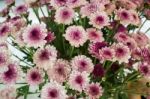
47;59;71;83
89;12;109;29
23;24;47;48
85;83;103;99
139;62;150;77
26;67;43;86
113;43;131;64
33;45;57;70
41;80;67;99
92;64;105;78
14;4;28;15
87;28;104;42
64;26;87;47
55;7;75;25
67;0;87;8
71;55;94;73
50;0;67;8
69;71;89;92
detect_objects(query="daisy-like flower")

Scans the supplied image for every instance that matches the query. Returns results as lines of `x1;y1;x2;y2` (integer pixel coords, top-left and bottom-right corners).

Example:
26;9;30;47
15;29;25;47
91;0;110;5
85;83;103;99
26;67;43;86
0;87;16;99
114;33;129;43
50;0;67;9
0;22;12;42
139;62;150;77
71;55;94;73
116;9;132;25
124;37;137;50
132;32;149;47
92;64;105;78
130;10;141;26
33;45;57;70
99;47;115;62
67;0;87;8
113;43;131;64
89;12;109;29
87;28;104;43
105;3;116;15
69;71;89;92
64;26;87;47
47;59;71;83
55;7;75;25
22;24;47;48
45;31;55;43
80;2;105;18
88;42;108;58
14;4;28;15
0;61;20;84
41;80;67;99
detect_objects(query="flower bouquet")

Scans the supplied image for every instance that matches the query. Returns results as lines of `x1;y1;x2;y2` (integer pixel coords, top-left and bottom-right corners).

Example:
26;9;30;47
0;0;150;99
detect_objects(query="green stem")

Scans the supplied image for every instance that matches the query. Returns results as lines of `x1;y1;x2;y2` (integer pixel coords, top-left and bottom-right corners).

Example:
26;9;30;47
33;8;41;23
138;19;147;31
40;7;46;17
145;28;150;34
69;46;74;58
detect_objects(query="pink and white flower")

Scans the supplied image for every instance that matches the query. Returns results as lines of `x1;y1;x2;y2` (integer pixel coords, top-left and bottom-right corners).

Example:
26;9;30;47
23;24;47;48
71;55;94;73
50;0;67;9
47;59;71;83
89;12;109;29
87;28;104;42
0;61;20;84
55;7;75;25
139;62;150;77
113;43;131;64
64;26;87;47
41;80;67;99
0;87;16;99
14;4;28;15
45;31;55;43
33;45;57;70
85;83;103;99
69;71;89;92
26;67;43;86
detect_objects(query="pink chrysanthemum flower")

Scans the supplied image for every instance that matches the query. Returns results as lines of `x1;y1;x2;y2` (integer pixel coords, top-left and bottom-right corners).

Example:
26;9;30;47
116;9;132;25
99;47;115;62
105;3;116;15
45;31;55;43
0;22;12;42
130;10;141;26
80;2;105;18
132;32;149;47
33;45;57;70
50;0;67;9
85;83;103;99
71;55;94;73
67;0;87;8
41;80;67;99
114;33;129;43
113;43;131;64
14;4;28;15
64;26;87;47
88;42;108;58
124;37;137;50
23;24;47;48
0;87;16;99
55;7;75;25
89;12;109;29
87;28;104;43
69;71;89;92
0;61;20;84
139;62;150;77
26;67;43;86
47;59;71;83
91;0;110;5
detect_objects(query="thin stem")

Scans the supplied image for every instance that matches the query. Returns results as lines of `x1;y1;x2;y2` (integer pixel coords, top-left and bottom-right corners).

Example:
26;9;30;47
145;28;150;34
33;8;41;23
40;7;46;17
69;46;74;58
138;19;147;31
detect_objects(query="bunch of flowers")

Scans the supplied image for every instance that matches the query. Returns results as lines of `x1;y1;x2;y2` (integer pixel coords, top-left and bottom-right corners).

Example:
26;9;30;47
0;0;150;99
